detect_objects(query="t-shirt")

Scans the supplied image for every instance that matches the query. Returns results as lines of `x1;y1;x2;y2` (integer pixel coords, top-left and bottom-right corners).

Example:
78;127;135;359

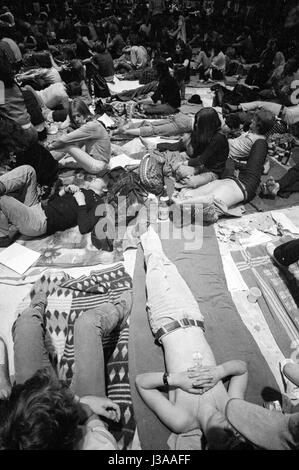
152;75;181;109
93;51;115;78
37;82;68;109
229;132;264;161
44;188;103;235
51;120;111;163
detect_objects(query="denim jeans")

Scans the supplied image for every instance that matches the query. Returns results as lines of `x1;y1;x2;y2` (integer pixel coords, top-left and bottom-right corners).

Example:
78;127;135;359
138;113;193;137
144;103;177;116
13;302;124;397
140;227;204;337
0;165;47;237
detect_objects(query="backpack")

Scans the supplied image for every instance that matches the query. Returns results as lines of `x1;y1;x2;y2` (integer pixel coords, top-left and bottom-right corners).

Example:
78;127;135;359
139;153;165;196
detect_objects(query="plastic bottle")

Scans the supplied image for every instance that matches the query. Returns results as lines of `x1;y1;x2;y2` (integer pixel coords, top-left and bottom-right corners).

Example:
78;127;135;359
158;187;170;221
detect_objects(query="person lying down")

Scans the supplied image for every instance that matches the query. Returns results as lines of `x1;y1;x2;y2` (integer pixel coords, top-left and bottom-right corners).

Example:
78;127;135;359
135;224;249;450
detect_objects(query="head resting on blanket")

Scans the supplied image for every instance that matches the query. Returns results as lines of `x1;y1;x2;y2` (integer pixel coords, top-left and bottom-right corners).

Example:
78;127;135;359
0;369;82;450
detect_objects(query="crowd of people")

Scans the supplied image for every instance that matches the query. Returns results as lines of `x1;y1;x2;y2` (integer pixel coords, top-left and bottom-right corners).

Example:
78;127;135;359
0;0;299;451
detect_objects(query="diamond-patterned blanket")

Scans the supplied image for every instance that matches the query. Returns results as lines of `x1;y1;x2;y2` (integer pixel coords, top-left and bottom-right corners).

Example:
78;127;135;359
16;263;135;450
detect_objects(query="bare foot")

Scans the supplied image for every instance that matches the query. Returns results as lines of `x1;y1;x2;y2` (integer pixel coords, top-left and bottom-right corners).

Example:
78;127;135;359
0;337;11;399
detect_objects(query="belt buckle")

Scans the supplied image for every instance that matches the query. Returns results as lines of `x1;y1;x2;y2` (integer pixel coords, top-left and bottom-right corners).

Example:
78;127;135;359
181;318;189;328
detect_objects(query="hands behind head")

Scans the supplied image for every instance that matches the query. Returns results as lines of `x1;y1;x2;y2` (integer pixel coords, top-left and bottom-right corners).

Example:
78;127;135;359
172;365;221;395
80;396;121;423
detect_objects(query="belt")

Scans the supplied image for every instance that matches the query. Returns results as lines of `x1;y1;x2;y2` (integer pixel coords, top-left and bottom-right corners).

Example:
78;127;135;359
155;318;205;343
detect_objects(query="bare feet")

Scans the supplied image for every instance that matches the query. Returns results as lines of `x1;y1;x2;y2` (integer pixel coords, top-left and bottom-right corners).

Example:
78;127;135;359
261;177;280;197
0;337;11;399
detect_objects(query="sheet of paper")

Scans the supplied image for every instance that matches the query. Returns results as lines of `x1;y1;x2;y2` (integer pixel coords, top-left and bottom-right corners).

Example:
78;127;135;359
109;154;140;169
107;76;140;94
97;113;115;128
0;243;41;275
271;211;299;235
221;252;249;292
238;229;272;248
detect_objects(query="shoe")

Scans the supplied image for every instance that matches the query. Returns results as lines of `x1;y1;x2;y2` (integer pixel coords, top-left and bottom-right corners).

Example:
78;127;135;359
116;290;133;330
266;242;286;270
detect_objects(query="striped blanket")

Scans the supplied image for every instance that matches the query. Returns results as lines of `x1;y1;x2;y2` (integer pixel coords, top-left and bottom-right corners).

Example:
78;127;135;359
231;244;299;358
15;263;135;450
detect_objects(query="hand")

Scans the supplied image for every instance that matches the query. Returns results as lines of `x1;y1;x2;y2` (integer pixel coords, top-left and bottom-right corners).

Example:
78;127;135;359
73;190;86;206
169;371;202;394
187;365;222;391
65;184;80;194
80;396;121;422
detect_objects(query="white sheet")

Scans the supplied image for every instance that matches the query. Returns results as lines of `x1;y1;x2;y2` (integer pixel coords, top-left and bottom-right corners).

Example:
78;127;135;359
0;243;41;275
109;154;140;169
108;76;140;95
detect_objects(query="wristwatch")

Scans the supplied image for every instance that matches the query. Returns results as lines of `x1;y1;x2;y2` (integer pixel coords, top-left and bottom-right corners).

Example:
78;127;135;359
163;371;169;391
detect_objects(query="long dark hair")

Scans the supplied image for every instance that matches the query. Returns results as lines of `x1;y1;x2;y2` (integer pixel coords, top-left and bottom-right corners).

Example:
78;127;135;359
191;107;222;156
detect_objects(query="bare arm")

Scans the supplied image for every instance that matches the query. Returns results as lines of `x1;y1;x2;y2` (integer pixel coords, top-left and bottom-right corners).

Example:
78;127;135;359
135;373;197;433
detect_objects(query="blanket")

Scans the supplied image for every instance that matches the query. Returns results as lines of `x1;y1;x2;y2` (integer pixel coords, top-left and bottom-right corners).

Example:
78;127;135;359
231;243;299;357
15;263;135;450
129;223;278;449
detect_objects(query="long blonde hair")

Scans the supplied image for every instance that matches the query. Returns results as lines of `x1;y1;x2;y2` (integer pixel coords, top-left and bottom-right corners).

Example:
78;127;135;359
69;98;93;128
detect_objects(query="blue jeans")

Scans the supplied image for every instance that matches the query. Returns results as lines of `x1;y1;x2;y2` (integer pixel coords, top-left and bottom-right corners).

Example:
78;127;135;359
138;113;193;137
0;165;47;237
140;227;204;338
13;302;124;397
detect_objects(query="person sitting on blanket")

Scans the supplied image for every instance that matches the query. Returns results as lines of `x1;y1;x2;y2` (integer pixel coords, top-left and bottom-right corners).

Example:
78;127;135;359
135;224;250;450
0;165;107;246
227;109;275;163
136;59;181;116
0;285;133;449
48;99;111;174
156;107;229;189
171;137;269;224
